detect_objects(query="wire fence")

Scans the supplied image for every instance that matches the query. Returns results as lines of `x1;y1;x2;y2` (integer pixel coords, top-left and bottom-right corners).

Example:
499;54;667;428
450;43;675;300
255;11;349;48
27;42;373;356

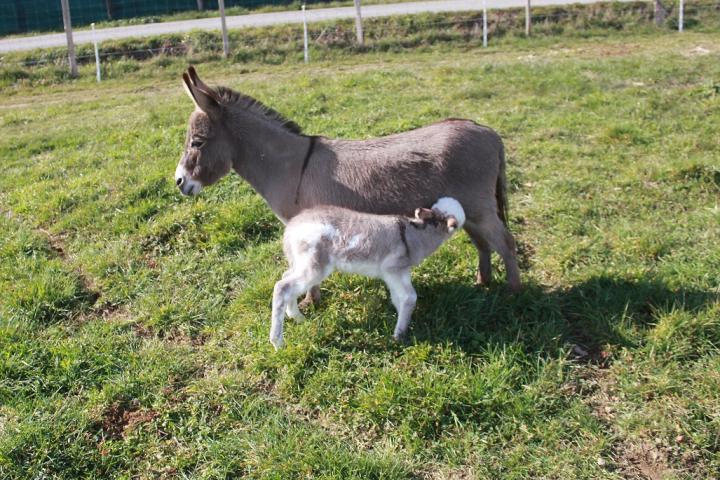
1;0;719;75
0;0;329;36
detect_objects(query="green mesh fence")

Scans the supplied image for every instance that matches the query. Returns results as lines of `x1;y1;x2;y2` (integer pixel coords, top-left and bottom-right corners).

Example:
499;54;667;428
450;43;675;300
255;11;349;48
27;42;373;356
0;0;320;36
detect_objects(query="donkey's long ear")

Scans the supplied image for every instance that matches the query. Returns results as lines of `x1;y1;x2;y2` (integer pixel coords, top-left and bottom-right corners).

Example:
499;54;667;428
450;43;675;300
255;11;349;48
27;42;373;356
182;72;200;107
182;71;221;119
187;66;213;93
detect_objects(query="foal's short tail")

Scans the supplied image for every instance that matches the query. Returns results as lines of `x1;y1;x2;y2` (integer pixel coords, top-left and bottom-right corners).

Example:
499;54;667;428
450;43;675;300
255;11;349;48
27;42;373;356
496;142;509;226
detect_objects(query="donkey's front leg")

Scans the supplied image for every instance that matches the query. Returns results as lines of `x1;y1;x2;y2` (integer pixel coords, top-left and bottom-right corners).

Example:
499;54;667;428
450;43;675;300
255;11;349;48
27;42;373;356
383;269;417;341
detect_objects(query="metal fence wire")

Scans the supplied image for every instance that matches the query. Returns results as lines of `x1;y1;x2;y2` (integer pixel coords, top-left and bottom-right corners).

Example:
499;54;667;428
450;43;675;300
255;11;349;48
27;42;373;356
0;0;331;36
1;0;719;74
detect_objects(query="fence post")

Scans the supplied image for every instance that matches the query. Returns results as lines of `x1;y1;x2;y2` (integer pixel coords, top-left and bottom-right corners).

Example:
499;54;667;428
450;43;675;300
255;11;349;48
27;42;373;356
302;4;309;63
91;23;101;82
482;0;487;47
60;0;78;78
353;0;364;46
218;0;230;58
678;0;684;31
654;0;669;25
197;0;204;11
525;0;531;36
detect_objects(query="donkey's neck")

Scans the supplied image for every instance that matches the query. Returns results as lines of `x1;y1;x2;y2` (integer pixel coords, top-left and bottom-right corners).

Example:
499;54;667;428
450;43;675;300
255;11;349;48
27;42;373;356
230;115;310;222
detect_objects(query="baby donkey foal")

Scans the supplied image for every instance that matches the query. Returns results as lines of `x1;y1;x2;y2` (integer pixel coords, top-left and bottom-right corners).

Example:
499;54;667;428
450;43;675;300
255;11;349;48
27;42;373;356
270;197;465;350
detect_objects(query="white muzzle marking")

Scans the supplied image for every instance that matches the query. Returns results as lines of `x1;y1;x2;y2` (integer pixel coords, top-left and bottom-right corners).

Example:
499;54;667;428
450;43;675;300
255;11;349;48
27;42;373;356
175;163;203;196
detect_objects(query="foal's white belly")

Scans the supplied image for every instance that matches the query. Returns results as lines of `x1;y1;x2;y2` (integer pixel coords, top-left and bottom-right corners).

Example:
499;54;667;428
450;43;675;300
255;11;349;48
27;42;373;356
333;259;383;279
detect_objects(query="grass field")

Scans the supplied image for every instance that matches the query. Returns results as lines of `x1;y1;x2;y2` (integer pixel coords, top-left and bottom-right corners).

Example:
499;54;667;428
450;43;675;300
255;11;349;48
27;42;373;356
1;19;719;479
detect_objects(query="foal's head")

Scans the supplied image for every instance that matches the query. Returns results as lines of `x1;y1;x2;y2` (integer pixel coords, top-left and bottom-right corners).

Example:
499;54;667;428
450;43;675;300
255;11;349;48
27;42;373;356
175;67;234;196
413;197;466;234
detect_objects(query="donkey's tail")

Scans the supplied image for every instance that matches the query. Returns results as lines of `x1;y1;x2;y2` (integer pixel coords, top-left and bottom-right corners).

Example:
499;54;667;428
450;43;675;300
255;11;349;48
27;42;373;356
496;141;509;226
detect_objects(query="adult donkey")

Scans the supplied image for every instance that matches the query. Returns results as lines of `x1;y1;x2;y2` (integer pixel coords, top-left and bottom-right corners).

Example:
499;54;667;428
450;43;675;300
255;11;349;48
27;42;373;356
175;67;521;304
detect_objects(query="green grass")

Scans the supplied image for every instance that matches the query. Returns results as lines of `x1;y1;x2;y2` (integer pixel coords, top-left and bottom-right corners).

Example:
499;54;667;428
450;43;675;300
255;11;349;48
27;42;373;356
1;19;719;479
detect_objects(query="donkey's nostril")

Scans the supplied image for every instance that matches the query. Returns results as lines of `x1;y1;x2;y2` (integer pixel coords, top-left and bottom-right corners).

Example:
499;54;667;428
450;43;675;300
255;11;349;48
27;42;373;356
176;177;184;187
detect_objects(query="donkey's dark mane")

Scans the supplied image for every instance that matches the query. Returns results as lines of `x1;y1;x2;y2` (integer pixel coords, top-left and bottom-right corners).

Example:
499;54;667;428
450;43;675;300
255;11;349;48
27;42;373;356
214;86;303;134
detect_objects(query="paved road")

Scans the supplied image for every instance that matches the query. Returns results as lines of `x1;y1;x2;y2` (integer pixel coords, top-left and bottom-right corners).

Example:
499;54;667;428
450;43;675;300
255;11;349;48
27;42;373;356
0;0;615;53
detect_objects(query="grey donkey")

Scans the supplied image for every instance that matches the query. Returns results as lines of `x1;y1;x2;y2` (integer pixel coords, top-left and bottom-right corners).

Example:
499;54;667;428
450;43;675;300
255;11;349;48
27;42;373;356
176;67;521;308
269;197;465;350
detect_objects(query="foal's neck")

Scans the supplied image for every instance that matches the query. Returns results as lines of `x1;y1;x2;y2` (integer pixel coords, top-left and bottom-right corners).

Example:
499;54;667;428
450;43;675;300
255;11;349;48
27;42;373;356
406;223;449;262
230;114;310;222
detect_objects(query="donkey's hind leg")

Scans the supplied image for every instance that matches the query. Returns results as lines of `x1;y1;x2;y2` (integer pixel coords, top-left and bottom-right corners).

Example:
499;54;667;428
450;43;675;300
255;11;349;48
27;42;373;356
465;214;521;292
465;228;493;286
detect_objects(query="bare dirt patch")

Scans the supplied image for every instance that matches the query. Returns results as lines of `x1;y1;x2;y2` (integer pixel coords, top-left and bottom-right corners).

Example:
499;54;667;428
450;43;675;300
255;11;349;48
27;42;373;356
617;440;675;480
129;322;209;347
98;401;159;441
580;368;682;480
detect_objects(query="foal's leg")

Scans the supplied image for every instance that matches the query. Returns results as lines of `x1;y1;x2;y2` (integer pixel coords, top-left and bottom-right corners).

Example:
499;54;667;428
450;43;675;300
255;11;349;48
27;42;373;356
270;272;293;351
465;214;521;292
383;269;417;341
270;265;328;350
285;295;305;322
298;285;321;310
279;270;305;321
287;244;320;312
271;271;312;350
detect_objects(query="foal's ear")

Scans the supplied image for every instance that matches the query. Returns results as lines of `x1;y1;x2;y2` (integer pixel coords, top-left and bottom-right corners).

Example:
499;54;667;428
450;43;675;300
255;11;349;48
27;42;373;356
182;71;221;119
414;208;434;221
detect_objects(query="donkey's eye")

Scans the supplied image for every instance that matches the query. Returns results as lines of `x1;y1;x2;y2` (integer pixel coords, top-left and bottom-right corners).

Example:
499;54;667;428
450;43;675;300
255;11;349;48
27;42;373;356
190;138;205;148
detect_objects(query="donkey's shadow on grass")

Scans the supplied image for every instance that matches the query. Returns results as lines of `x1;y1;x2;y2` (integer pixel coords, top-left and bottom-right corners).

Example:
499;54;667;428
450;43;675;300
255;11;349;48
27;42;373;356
322;275;718;359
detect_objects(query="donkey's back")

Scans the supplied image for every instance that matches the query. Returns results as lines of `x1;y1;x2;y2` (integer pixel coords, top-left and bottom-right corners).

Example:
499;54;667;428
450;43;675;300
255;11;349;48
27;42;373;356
308;119;503;217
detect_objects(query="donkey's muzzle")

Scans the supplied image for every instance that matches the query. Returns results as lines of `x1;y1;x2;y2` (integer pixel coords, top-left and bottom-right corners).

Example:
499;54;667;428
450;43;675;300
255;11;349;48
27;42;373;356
175;162;203;196
175;176;202;196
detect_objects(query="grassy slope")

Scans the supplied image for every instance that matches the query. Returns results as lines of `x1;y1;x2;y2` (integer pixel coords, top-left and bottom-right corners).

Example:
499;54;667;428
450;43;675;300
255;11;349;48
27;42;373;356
1;29;719;478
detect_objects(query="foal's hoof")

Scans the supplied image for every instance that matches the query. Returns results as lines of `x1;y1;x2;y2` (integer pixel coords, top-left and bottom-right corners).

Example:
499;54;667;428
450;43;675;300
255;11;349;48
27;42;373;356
299;287;322;311
392;333;408;344
297;297;314;311
269;336;285;351
286;309;306;323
